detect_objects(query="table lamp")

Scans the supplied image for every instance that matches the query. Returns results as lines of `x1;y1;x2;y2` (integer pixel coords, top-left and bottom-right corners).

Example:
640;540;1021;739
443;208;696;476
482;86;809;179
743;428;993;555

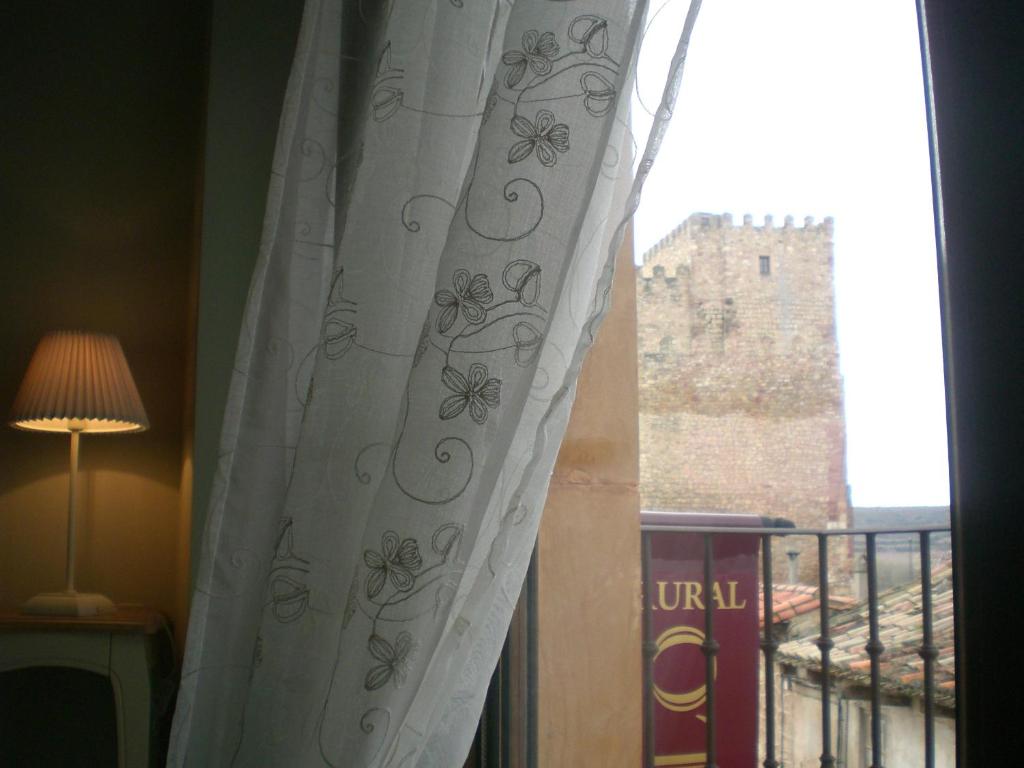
9;330;149;615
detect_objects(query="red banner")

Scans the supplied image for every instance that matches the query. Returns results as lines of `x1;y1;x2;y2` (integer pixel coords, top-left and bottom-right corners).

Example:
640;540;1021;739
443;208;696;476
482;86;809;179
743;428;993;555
643;512;762;768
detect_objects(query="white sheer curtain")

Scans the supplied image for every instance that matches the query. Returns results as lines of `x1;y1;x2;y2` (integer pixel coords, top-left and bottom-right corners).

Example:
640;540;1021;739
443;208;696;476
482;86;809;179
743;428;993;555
170;0;700;765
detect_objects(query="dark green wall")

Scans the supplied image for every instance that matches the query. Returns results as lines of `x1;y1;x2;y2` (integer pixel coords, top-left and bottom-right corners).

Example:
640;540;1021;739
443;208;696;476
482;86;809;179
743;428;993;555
191;0;304;581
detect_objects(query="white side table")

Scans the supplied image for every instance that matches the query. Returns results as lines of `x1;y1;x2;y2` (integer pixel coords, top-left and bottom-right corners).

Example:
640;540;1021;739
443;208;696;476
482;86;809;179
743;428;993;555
0;606;172;768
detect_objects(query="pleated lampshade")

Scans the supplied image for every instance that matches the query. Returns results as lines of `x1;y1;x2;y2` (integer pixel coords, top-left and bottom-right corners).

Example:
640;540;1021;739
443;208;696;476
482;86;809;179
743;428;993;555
9;331;149;433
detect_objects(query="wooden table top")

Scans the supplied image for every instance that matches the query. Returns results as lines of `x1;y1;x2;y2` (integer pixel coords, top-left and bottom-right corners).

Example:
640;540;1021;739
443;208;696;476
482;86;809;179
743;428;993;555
0;605;166;634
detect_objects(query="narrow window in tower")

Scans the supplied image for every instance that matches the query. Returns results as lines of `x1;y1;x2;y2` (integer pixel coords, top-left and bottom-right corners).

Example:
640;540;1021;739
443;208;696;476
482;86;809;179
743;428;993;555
759;255;771;276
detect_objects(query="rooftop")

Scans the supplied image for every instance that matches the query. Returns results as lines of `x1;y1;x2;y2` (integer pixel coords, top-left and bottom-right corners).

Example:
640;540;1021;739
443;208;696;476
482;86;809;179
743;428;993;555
760;584;857;628
778;562;956;709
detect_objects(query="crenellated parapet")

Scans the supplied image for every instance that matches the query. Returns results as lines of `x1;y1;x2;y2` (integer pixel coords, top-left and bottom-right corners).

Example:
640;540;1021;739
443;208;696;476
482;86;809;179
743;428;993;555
638;212;835;282
635;210;841;413
636;211;850;586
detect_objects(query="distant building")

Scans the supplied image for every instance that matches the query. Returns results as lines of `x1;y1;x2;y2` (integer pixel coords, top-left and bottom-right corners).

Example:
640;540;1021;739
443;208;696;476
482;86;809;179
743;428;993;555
637;212;850;585
851;506;952;594
775;563;956;767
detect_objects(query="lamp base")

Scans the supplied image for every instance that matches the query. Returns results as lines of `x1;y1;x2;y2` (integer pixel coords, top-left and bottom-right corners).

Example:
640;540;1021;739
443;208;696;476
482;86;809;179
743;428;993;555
22;591;116;616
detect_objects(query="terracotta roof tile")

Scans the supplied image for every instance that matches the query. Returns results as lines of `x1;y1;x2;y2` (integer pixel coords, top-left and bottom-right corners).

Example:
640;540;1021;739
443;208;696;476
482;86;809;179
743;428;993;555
777;563;955;708
759;584;856;628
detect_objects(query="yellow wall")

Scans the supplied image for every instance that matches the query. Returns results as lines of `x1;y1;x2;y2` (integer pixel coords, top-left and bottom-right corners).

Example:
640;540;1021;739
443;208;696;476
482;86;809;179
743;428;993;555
0;4;207;647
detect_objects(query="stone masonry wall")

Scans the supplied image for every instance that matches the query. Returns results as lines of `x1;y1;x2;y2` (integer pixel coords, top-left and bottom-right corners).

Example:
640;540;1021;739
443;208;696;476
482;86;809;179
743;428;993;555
637;212;850;585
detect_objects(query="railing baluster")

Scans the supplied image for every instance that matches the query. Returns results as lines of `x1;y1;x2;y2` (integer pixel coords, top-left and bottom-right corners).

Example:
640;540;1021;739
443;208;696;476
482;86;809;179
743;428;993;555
865;532;885;768
641;531;656;768
761;534;779;768
702;533;719;768
918;532;937;768
816;535;836;768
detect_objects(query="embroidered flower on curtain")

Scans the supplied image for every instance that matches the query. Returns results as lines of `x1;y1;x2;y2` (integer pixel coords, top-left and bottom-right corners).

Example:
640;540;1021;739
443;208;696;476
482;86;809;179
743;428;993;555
323;311;357;359
439;364;501;424
364;631;416;691
580;71;617;117
434;269;494;333
502;259;542;307
269;575;310;623
512;322;543;366
568;15;610;57
363;531;423;598
501;30;560;88
372;86;403;122
372;41;405;122
508;110;570;167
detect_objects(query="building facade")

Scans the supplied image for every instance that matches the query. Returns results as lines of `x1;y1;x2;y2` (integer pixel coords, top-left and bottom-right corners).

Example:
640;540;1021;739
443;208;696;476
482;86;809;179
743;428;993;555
774;562;956;768
637;212;850;584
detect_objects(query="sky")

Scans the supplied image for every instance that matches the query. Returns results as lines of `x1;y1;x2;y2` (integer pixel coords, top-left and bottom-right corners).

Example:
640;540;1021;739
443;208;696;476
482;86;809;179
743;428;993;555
630;0;950;508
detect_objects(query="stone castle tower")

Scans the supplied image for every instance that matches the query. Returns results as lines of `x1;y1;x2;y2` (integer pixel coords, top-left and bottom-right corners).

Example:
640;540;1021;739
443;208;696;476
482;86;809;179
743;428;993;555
637;212;850;585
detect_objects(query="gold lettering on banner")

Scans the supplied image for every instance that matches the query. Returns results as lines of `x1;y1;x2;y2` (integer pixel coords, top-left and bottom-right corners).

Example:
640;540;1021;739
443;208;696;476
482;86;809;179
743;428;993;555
653;580;747;611
683;581;703;610
652;625;718;712
726;579;746;609
654;754;707;767
657;580;681;611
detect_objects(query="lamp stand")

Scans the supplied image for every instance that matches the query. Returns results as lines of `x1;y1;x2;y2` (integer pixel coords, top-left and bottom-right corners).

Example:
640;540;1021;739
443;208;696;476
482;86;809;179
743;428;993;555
22;430;116;616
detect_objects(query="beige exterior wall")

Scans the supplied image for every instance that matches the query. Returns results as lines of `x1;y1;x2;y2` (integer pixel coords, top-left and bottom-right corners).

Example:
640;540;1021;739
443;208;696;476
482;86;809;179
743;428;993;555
538;234;642;766
637;212;850;585
779;674;955;768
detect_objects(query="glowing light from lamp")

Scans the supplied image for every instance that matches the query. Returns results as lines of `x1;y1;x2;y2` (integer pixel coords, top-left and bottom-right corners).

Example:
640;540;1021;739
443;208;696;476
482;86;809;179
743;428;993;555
8;330;148;616
10;331;149;434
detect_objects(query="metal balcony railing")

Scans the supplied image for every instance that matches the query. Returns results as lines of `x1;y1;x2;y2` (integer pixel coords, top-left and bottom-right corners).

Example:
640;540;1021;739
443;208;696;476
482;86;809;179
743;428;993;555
640;524;953;768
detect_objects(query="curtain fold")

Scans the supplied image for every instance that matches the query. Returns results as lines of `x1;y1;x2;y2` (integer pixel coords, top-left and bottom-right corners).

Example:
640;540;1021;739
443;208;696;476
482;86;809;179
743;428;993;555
171;1;701;765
